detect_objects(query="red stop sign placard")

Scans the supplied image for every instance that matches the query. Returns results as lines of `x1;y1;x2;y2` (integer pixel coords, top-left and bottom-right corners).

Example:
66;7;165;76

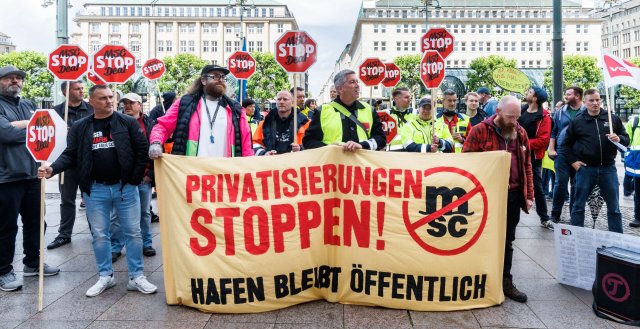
228;51;256;80
421;28;455;59
359;58;386;86
92;45;136;84
87;68;106;85
142;58;166;80
275;31;317;73
26;110;67;163
382;63;401;88
48;45;89;81
377;111;398;144
420;51;446;89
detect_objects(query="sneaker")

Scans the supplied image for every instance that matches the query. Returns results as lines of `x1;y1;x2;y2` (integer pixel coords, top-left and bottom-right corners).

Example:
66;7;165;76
47;237;71;250
541;220;554;231
630;220;640;228
127;275;157;294
0;270;22;292
23;263;60;277
150;212;160;223
111;251;121;263
503;277;527;303
86;275;116;297
143;247;156;257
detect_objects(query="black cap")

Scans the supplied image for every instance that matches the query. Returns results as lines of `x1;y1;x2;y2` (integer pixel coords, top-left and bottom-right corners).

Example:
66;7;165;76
201;64;230;76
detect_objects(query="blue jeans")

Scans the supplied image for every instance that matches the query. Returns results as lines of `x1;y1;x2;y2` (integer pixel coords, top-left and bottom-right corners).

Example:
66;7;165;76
542;169;555;198
84;183;144;278
111;181;153;251
551;152;575;218
570;165;623;233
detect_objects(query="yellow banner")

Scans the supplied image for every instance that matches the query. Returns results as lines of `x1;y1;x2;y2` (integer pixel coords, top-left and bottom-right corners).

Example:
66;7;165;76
155;147;510;313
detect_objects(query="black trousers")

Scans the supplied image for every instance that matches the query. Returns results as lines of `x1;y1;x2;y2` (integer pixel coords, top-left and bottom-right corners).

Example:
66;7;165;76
0;179;44;275
532;159;550;222
504;190;523;280
58;168;80;238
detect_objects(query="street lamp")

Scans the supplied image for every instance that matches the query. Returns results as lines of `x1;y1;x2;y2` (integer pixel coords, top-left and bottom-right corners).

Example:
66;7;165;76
414;0;441;27
42;0;71;105
227;0;255;100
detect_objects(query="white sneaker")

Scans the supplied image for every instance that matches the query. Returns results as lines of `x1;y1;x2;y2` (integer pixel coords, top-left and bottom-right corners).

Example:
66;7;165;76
127;275;157;294
86;275;116;297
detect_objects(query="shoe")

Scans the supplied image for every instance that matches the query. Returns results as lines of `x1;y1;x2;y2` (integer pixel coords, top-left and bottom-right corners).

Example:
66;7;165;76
23;263;60;277
143;247;156;257
127;275;157;294
550;216;560;224
111;251;121;263
503;277;528;303
630;220;640;228
0;270;22;292
86;275;116;297
80;201;86;209
541;220;554;231
47;237;71;250
150;212;159;223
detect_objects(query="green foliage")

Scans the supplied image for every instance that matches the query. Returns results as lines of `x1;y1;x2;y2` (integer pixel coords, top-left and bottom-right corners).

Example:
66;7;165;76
543;55;601;100
246;52;290;101
0;51;53;101
617;57;640;113
394;54;424;101
466;55;517;97
157;53;208;95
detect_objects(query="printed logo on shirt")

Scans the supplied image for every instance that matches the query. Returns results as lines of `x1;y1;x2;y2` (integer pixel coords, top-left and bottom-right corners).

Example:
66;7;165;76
92;131;115;150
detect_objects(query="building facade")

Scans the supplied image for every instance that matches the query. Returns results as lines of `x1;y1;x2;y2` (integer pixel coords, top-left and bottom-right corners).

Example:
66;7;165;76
0;32;16;54
319;0;602;102
598;0;640;59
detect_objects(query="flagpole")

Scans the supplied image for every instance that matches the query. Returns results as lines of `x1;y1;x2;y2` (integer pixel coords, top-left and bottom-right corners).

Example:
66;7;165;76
293;74;297;148
604;84;614;135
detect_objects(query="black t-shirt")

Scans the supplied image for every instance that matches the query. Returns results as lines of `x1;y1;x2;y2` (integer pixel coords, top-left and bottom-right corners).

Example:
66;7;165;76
518;110;539;140
91;115;121;184
274;116;292;154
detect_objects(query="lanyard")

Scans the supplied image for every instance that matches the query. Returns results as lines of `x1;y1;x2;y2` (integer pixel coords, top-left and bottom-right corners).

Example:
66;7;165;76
203;97;222;143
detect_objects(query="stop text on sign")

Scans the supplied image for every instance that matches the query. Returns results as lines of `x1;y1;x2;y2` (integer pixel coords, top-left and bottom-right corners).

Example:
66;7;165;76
50;51;87;73
229;55;255;71
28;116;55;152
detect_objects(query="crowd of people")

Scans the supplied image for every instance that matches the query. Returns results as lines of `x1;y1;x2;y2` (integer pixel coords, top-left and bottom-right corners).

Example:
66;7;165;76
0;64;636;306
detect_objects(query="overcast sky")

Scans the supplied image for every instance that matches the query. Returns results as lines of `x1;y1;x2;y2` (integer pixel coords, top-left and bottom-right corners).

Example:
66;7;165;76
0;1;361;97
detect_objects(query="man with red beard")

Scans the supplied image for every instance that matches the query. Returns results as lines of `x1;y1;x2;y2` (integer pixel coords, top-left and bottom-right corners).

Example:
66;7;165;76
149;65;253;158
463;95;534;303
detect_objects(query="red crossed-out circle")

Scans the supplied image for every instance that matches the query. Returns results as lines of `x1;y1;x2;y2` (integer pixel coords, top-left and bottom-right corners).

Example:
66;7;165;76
402;167;488;256
602;273;631;302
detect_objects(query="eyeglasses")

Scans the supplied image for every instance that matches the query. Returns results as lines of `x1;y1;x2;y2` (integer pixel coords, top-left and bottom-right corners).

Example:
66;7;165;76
203;74;226;81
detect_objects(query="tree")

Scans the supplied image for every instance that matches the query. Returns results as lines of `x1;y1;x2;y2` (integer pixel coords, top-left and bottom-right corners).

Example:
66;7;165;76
246;52;290;101
394;54;423;101
543;54;601;101
617;57;640;114
0;51;53;101
466;55;517;97
157;53;208;95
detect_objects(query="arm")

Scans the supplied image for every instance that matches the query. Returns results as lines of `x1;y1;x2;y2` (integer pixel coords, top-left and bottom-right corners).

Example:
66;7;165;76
361;108;386;150
529;114;552;153
130;119;150;185
562;120;578;166
149;98;181;144
462;124;484;153
615;116;630;147
302;108;327;149
438;122;454;153
0;113;27;144
51;122;80;175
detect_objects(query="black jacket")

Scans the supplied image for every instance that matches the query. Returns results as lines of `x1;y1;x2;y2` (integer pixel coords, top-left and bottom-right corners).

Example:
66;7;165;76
0;95;37;183
562;109;629;167
137;114;156;184
51;112;149;195
255;109;308;155
53;100;93;127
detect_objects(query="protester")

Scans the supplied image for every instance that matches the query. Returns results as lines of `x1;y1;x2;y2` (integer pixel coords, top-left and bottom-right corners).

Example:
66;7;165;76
110;93;156;258
386;87;415;151
242;98;262;136
253;90;309;155
436;90;470;153
548;87;585;222
464;92;487;127
476;87;498;117
149;92;176;122
291;86;305;112
302;98;317;119
625;114;640;228
302;69;385;152
562;89;629;233
399;97;453;153
48;80;94;250
0;65;60;291
148;65;253;158
329;85;337;100
38;85;156;297
519;87;553;229
463;95;533;303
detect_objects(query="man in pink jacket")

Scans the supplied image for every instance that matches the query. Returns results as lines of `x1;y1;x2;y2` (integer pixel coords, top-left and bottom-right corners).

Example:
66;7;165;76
148;65;253;158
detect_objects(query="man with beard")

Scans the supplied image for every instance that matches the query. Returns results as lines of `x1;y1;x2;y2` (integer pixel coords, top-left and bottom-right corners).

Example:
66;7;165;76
519;87;553;230
48;80;94;250
562;89;629;233
0;65;60;292
399;97;453;153
253;90;310;155
548;86;585;222
149;65;253;158
386;87;415;151
303;69;386;152
464;92;486;127
436;90;470;153
463;95;534;303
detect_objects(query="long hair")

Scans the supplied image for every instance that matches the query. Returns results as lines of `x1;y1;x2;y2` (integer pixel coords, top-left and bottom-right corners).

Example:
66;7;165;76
186;76;204;97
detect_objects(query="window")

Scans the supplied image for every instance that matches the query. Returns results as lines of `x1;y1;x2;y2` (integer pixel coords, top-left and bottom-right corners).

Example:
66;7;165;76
529;24;534;33
470;24;476;33
225;24;233;33
546;41;551;51
511;42;516;52
257;41;263;52
403;41;409;51
511;24;516;33
203;40;209;52
110;23;120;33
90;23;100;33
180;40;187;52
403;24;409;33
502;25;508;33
461;41;466;51
277;24;284;33
411;41;416;52
91;40;100;52
115;7;120;16
521;24;525;33
487;42;491;52
256;24;263;33
374;24;379;33
131;23;140;34
189;24;195;33
100;7;105;16
108;7;113;16
123;7;128;16
212;41;218;52
528;41;534;51
234;41;240;51
536;41;541;51
471;42;476;51
635;46;640;57
536;25;541;33
396;41;401;51
166;41;172;52
381;41;386;51
583;25;589;33
181;24;188;33
479;42;484;51
546;25;551;34
521;42;525;51
203;24;210;33
635;30;640;41
189;40;195;52
269;8;274;17
130;40;140;52
584;42;589;51
248;25;255;34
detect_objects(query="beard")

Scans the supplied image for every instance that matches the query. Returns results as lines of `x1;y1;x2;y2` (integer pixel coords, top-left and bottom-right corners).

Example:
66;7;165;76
0;83;22;97
495;115;517;140
205;81;226;98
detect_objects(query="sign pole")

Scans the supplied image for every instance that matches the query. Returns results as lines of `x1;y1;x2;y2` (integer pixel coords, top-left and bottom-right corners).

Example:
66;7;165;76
431;88;437;137
369;87;373;107
604;86;614;135
60;82;70;185
157;83;165;114
37;160;46;311
292;74;297;145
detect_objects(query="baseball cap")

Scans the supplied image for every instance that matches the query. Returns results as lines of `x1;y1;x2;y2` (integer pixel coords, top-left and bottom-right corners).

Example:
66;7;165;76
201;64;230;76
476;87;491;95
418;98;432;107
120;93;142;103
0;65;26;79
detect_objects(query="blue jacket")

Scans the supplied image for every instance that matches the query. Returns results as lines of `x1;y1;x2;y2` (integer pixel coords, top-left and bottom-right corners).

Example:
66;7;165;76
551;104;585;153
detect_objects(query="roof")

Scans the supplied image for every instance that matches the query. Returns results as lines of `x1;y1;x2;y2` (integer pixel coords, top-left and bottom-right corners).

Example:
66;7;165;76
374;0;583;8
84;0;285;6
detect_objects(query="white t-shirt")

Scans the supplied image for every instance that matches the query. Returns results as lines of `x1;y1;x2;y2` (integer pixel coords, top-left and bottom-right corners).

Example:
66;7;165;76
197;98;228;157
